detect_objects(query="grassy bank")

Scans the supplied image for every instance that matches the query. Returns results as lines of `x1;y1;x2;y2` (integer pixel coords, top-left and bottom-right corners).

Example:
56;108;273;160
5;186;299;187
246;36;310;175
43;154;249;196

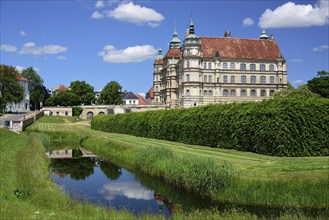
26;117;329;213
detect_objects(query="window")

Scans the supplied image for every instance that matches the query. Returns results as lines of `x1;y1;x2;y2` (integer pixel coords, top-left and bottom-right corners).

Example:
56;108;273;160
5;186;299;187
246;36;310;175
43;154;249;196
187;60;190;68
186;74;190;82
223;75;228;83
260;76;266;84
208;75;212;82
270;76;275;84
223;89;228;96
241;90;246;96
203;90;207;96
155;75;158;81
269;64;275;71
203;63;206;69
209;90;213;96
208;63;212;69
230;63;235;69
187;49;190;55
251;76;256;83
250;64;256;70
223;63;228;69
261;90;266;96
230;89;236;96
260;64;266;71
186;89;190;96
240;63;246;70
155;86;158;92
241;75;246;83
270;90;275;97
231;75;235;83
204;75;207;82
251;90;256;96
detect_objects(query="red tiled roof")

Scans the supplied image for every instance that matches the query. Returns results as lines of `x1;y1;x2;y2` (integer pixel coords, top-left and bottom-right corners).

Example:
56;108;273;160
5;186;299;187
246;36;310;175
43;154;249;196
16;74;28;82
164;48;181;60
135;94;148;105
199;37;284;61
58;84;69;91
154;59;163;65
146;86;154;99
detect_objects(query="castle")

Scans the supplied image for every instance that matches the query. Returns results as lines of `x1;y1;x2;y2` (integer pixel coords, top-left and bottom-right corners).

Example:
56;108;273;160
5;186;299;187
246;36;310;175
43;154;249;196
153;20;287;108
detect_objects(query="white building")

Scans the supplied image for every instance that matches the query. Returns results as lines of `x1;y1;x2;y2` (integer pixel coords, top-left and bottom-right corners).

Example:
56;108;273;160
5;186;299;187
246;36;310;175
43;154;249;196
6;74;30;112
153;20;288;108
123;92;139;105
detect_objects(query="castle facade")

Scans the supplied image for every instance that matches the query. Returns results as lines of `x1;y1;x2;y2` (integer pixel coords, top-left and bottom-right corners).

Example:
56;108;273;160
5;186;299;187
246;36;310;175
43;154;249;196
153;20;287;108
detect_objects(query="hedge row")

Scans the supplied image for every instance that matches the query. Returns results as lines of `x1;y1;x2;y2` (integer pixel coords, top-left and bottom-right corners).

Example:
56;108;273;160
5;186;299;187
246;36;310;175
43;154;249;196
91;98;329;156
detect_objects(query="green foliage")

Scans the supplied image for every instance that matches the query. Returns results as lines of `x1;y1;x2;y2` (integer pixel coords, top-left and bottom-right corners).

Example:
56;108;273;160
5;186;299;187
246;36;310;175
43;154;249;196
70;80;95;105
92;98;329;157
307;70;329;98
21;67;43;92
0;65;24;110
73;106;83;116
98;81;123;105
45;90;80;106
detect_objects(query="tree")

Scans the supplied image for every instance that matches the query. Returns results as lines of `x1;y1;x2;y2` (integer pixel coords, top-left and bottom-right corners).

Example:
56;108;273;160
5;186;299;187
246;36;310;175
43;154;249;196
98;81;123;105
307;70;329;98
274;83;320;99
273;81;294;98
0;65;24;112
21;67;49;110
70;80;95;105
45;90;80;106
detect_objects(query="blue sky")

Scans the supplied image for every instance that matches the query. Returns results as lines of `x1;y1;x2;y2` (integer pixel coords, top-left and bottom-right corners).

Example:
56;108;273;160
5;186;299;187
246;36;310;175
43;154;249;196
1;0;328;95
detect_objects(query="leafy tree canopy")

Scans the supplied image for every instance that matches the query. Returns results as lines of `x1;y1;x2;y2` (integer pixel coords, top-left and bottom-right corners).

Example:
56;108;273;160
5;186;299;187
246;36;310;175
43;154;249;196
274;81;319;99
45;90;80;107
99;81;123;105
307;70;329;98
70;80;95;105
21;67;43;92
0;65;24;110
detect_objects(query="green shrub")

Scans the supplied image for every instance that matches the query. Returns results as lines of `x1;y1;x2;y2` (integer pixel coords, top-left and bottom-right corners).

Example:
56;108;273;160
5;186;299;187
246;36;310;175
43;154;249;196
91;98;329;156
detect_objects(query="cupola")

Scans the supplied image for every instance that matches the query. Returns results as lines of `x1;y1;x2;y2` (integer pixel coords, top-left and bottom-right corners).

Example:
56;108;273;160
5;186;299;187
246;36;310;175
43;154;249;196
260;30;269;39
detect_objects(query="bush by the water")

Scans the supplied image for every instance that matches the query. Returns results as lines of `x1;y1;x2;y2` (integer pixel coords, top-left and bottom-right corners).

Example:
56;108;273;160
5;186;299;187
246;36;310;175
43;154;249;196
91;98;329;156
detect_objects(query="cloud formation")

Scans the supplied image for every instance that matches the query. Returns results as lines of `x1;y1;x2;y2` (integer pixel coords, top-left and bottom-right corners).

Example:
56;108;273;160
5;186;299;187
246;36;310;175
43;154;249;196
312;45;329;52
98;44;158;63
19;30;27;36
259;0;329;28
95;1;104;9
91;11;105;19
243;17;254;26
18;42;68;55
0;44;17;52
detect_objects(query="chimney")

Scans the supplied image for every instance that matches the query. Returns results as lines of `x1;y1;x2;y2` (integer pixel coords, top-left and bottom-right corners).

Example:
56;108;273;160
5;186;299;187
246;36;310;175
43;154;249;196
224;31;231;38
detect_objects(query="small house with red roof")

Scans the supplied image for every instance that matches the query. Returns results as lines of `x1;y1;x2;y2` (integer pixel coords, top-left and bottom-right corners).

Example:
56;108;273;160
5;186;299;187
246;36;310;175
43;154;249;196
51;84;69;95
153;20;288;108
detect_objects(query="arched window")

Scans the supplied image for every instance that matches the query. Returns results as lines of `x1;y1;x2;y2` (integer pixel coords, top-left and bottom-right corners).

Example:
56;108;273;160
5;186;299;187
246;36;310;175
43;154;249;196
223;63;228;69
270;76;275;84
203;62;206;69
261;90;266;97
230;63;235;69
186;74;190;82
241;75;247;83
186;89;190;96
204;75;207;82
203;90;208;96
260;76;266;84
223;75;228;83
250;64;256;70
260;64;266;71
208;63;212;69
231;75;235;83
251;76;256;83
240;63;246;70
241;90;247;96
187;60;190;68
208;75;212;82
251;90;256;96
223;89;228;96
155;86;158;92
230;89;236;96
209;90;213;96
269;64;275;71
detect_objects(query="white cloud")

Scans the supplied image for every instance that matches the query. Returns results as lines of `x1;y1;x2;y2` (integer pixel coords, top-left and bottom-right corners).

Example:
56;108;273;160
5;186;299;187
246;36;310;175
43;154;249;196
98;44;158;63
312;45;329;52
290;58;303;62
57;55;68;60
18;42;68;55
19;30;26;36
95;1;104;8
293;80;303;85
243;17;254;26
0;44;17;52
259;0;329;28
15;66;39;73
106;2;164;27
91;11;105;19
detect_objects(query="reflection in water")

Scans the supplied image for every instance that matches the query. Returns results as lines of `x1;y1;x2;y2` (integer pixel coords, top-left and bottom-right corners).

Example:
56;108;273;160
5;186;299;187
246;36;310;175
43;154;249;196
50;158;95;180
99;160;122;180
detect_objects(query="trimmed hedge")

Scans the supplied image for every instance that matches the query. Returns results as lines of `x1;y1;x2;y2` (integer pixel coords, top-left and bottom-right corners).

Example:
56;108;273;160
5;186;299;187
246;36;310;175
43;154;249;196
91;98;329;156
